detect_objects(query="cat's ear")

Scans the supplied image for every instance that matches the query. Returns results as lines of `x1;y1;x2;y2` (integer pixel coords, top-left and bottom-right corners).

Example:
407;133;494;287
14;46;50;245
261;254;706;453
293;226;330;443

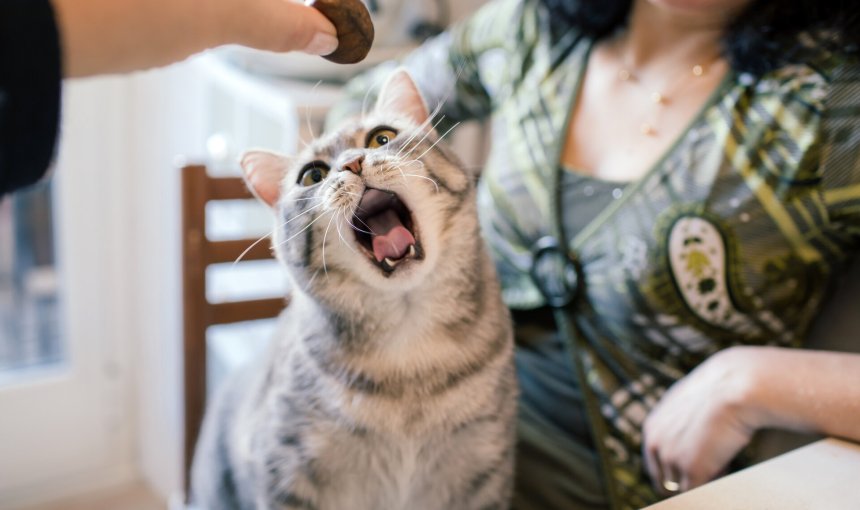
375;68;430;126
240;150;291;208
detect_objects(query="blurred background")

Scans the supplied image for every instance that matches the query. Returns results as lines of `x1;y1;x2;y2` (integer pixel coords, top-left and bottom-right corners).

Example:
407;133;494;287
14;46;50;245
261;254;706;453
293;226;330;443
0;1;489;508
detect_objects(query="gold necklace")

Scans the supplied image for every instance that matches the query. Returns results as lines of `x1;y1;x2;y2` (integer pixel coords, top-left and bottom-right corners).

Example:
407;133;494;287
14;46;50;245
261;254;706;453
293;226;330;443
617;57;717;137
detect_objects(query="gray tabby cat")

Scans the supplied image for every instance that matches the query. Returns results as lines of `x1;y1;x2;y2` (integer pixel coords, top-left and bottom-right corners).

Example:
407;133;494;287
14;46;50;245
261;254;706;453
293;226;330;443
191;69;517;510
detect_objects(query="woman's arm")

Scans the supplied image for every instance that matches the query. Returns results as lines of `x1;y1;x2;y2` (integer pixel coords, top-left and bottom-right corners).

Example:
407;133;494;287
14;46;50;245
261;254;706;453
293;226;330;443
745;347;860;438
642;346;860;493
51;0;338;77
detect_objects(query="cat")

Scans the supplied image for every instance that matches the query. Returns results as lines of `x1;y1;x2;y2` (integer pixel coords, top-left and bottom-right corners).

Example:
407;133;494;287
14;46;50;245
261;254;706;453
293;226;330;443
191;69;517;510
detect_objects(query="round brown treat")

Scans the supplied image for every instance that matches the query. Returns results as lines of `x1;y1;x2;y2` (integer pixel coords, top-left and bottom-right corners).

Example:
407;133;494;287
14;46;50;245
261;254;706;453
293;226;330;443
307;0;374;64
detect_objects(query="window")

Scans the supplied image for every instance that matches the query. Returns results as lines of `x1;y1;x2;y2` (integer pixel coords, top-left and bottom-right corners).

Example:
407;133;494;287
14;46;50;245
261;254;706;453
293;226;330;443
0;179;63;381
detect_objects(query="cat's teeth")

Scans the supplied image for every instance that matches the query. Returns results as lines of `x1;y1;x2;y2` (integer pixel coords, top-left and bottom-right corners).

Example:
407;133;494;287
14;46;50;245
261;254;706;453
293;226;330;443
382;246;416;270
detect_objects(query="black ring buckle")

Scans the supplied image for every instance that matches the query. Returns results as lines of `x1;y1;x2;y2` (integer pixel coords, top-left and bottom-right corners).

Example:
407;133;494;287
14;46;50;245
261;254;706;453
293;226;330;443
530;236;582;308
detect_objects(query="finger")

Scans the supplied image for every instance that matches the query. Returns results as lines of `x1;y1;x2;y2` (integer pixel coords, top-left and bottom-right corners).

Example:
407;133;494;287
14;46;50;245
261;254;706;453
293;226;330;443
643;442;663;493
684;462;725;492
660;463;682;496
237;0;338;55
680;472;692;494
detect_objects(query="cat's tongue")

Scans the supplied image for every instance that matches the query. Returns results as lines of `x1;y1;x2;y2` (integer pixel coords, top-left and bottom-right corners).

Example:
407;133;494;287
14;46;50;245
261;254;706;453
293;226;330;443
366;209;415;262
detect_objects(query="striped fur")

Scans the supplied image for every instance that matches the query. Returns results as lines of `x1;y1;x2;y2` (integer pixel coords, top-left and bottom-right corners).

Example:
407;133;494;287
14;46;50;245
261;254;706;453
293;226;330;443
192;70;516;510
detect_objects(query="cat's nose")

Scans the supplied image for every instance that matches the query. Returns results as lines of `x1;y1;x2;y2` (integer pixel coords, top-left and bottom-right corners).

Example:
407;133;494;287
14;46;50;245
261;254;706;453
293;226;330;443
341;155;364;175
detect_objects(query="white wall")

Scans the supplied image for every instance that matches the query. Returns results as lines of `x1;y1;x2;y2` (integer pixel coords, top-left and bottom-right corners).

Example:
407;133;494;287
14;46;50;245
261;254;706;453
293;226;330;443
122;62;208;501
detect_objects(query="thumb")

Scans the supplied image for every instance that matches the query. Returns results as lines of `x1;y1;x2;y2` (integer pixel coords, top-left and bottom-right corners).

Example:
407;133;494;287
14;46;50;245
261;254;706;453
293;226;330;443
234;0;338;55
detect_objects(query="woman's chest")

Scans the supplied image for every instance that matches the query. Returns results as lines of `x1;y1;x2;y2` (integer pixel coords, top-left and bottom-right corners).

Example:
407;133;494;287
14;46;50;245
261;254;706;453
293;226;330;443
560;46;730;183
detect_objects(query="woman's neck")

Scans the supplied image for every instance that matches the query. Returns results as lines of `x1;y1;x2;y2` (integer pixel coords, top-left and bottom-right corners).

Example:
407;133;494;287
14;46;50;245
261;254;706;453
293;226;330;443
620;0;736;70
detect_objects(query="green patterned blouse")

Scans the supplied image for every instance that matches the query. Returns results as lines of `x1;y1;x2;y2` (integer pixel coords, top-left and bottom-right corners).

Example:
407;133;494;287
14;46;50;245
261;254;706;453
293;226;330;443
330;0;860;508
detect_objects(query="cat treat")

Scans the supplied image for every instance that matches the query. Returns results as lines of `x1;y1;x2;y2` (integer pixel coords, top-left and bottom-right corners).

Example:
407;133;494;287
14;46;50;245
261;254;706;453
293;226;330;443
308;0;374;64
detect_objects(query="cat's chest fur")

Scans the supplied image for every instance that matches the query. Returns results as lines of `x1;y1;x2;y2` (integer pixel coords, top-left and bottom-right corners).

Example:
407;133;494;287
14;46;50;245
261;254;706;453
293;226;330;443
238;401;501;510
224;293;515;510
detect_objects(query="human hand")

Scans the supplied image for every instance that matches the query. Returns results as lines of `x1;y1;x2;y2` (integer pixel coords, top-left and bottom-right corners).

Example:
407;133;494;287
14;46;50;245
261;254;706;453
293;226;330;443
53;0;340;77
642;347;762;494
210;0;339;57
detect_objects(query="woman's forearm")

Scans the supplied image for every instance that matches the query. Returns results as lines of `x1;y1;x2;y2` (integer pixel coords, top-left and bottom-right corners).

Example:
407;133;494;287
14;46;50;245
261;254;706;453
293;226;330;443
741;346;860;441
641;344;860;491
51;0;337;78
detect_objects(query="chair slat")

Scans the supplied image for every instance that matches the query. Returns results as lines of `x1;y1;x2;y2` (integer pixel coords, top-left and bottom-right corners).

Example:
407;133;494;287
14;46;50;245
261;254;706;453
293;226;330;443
209;297;286;325
208;176;253;201
182;164;283;497
206;238;273;265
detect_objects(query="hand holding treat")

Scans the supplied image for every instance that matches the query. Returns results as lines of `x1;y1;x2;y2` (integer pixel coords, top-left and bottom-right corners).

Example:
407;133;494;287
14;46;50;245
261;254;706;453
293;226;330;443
50;0;375;78
307;0;375;64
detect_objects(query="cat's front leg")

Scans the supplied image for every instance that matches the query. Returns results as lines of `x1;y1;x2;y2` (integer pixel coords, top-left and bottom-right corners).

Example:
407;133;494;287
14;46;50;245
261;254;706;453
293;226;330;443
252;470;320;510
253;440;323;510
460;449;515;510
264;480;321;510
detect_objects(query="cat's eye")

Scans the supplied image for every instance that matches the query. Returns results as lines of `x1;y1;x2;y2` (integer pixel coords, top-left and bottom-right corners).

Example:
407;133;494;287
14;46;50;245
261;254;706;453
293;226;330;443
366;127;398;149
297;161;330;186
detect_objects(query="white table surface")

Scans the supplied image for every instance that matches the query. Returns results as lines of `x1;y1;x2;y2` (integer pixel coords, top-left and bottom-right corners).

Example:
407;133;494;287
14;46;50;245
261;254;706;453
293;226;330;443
644;438;860;510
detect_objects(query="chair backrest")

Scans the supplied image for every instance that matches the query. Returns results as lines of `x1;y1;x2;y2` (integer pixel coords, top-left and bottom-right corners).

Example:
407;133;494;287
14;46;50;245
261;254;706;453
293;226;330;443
180;164;287;493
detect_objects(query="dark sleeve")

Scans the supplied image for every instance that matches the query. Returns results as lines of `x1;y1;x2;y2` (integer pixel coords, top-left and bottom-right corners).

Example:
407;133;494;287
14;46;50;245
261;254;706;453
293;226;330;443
0;0;63;197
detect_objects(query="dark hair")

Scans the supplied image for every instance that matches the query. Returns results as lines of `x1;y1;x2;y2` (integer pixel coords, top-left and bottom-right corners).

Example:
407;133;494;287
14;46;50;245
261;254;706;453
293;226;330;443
541;0;860;76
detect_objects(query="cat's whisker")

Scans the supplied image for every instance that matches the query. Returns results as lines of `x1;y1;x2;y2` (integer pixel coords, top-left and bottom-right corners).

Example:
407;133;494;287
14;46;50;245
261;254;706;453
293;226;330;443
414;122;460;161
304;266;323;291
388;160;426;189
400;173;440;193
274;212;326;248
394;119;435;158
393;100;445;158
396;115;446;159
290;193;326;202
335;209;359;255
381;159;412;188
232;201;325;266
391;159;425;175
348;215;376;237
274;202;326;231
360;75;385;119
395;159;425;169
396;166;410;188
284;199;326;214
391;66;461;157
231;229;275;266
303;80;323;144
321;209;338;276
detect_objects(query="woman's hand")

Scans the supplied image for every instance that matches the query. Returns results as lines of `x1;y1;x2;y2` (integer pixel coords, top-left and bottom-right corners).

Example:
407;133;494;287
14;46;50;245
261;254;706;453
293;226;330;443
642;347;762;494
52;0;339;77
643;345;860;495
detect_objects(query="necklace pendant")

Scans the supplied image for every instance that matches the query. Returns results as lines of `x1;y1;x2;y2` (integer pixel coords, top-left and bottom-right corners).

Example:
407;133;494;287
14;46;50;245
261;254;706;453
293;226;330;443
640;123;656;136
618;68;632;81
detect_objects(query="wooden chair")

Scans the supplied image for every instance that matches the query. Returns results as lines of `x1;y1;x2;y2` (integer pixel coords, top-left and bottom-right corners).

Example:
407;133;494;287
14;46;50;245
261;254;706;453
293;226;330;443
180;164;288;495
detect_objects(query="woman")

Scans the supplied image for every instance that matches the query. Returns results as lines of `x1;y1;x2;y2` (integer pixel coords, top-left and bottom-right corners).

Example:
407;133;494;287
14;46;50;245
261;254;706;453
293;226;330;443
329;0;860;508
0;0;340;196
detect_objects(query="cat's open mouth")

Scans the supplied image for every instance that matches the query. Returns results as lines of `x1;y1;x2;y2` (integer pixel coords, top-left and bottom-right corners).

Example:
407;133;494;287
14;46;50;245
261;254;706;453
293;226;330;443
352;188;423;274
